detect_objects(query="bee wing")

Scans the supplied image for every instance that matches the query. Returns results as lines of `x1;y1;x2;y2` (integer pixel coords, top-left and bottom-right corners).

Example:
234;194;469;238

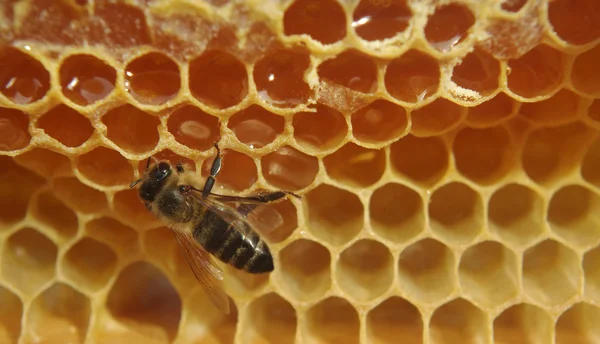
170;228;231;314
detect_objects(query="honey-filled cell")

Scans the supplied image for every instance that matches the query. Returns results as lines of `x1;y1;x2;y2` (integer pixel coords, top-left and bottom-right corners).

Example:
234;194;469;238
507;44;564;98
125;52;180;105
167;106;221;152
261;146;319;190
351;100;408;144
201;149;257;191
37;105;94;148
466;92;516;128
547;0;600;45
390;134;448;186
317;50;378;93
59;54;116;106
0;287;22;344
451;48;500;96
228;105;284;148
410;98;464;137
571;44;600;96
385;50;440;103
0;108;31;152
424;3;475;52
323;142;386;188
102;104;160;154
0;47;50;104
283;0;347;44
293;104;347;151
352;0;411;41
0;157;44;230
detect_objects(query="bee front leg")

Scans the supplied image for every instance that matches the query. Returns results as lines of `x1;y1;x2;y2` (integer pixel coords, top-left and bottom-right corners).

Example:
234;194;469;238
202;142;222;196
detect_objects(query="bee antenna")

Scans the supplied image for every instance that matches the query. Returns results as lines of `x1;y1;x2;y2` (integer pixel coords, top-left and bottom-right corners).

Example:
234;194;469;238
130;179;142;188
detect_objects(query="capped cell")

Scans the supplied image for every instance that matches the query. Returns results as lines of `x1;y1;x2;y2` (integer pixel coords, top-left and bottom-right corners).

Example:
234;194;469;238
59;54;116;106
284;0;346;44
125;52;180;105
0;47;50;104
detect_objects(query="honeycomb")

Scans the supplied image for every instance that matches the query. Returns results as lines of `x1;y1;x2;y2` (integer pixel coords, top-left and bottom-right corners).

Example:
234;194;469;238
1;0;600;343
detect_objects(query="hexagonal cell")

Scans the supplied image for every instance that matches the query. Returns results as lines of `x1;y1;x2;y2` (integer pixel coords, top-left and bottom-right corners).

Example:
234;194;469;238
522;122;595;185
548;0;599;45
520;89;580;125
411;98;464;137
102;104;160;154
389;135;448;186
76;146;134;187
522;240;581;306
85;217;139;256
62;237;117;292
254;49;312;108
167;105;221;151
52;177;108;214
13;148;71;178
279;239;330;302
493;303;553;344
293;103;347;151
351;100;408;144
107;262;181;342
258;198;298;244
548;185;600;250
184;291;237;344
0;47;50;104
582;137;600;188
221;264;269;299
124;52;180;105
323;143;385;187
429;182;484;245
424;3;475;52
385;50;440;103
261;146;319;190
572;44;600;96
459;241;519;307
26;283;90;344
583;243;600;301
244;293;297;344
556;303;600;344
453;126;514;184
304;184;364;246
352;0;411;41
283;0;346;44
31;190;78;240
366;297;422;344
488;184;545;247
588;99;600;126
189;50;247;109
228;105;284;148
370;183;424;244
113;189;160;228
507;44;564;98
200;149;257;192
36;105;94;147
318;50;377;93
304;297;359;344
59;54;116;106
337;239;393;302
0;107;31;152
398;239;455;304
0;157;44;230
430;299;488;344
466;92;516;128
0;287;22;344
452;48;500;96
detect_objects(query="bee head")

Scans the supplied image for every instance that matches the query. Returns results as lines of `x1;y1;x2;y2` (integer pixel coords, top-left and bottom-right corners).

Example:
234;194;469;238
130;159;172;202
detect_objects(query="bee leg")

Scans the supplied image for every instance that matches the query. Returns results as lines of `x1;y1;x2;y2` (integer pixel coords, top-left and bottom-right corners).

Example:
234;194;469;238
176;162;185;173
202;142;222;196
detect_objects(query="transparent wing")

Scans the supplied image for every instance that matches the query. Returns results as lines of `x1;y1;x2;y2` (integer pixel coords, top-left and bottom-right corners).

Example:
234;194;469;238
170;228;230;314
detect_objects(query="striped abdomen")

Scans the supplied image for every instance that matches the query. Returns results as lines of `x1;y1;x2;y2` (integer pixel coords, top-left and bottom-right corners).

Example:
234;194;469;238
193;209;274;273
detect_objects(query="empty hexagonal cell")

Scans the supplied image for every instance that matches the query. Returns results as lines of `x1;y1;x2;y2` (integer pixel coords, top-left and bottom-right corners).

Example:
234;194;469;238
366;297;422;344
488;184;545;247
370;183;424;244
124;52;180;105
31;190;78;240
258;198;298;244
221;264;269;299
430;299;488;344
304;297;359;344
36;105;94;147
59;54;116;106
190;50;247;109
495;303;552;344
0;107;31;152
548;0;599;45
523;122;595;185
385;50;440;103
323;143;385;187
352;0;411;41
254;49;312;107
184;291;237;344
113;189;160;228
523;240;581;306
201;149;257;192
2;228;56;295
107;262;181;342
572;44;600;96
429;182;484;244
351;100;408;144
0;47;50;104
424;3;475;52
583;243;600;303
62;237;117;292
452;48;500;95
466;92;516;127
520;89;580;125
76;146;134;187
167;105;221;151
318;50;377;93
293;103;347;151
336;239;393;302
582;138;600;187
500;0;528;12
507;44;564;98
102;105;160;154
52;177;108;214
556;303;600;344
26;283;90;344
411;98;464;137
261;146;318;190
548;185;600;250
390;135;448;186
284;0;346;44
85;217;139;256
279;239;330;302
0;157;44;229
228;105;284;148
244;293;297;343
0;287;22;344
459;241;519;307
453;126;514;184
14;148;71;178
398;239;455;304
304;184;364;246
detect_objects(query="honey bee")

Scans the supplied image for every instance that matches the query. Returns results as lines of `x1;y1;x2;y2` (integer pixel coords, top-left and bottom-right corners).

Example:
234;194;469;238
130;143;299;313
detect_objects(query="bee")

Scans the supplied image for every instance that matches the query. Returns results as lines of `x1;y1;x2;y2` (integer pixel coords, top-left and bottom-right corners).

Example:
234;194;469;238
130;143;299;313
